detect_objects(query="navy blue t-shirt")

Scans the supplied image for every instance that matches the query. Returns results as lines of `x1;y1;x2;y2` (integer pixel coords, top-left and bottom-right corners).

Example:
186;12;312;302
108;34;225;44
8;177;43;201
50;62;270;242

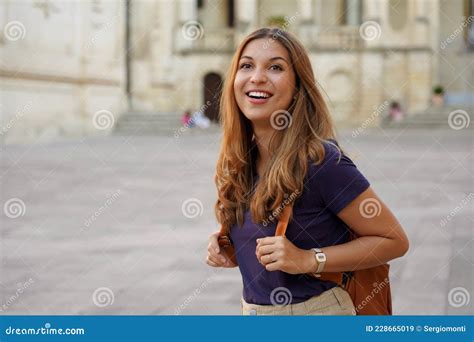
229;141;370;305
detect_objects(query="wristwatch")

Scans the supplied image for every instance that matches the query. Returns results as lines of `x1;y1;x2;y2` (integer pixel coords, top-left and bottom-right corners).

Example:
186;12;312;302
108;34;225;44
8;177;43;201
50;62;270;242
311;248;326;277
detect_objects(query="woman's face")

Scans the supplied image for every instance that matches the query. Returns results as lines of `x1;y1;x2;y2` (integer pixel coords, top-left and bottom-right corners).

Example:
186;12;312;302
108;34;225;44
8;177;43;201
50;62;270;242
233;38;296;125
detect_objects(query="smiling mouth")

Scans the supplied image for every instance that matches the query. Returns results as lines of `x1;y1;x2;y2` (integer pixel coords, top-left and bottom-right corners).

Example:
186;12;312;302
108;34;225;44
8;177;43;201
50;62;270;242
245;91;273;100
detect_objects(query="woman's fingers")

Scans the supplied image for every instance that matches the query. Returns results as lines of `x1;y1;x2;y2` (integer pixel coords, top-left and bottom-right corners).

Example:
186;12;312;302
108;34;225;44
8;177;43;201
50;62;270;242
207;252;227;265
208;246;228;263
206;256;220;267
256;244;275;259
207;231;230;267
265;260;281;272
223;258;235;268
207;231;238;268
207;242;219;258
208;232;224;260
208;243;228;262
258;252;276;266
208;232;221;254
207;252;235;268
256;236;278;247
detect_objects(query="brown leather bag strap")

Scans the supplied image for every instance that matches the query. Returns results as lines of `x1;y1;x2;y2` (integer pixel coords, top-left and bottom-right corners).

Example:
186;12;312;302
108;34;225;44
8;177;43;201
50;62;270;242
219;203;294;237
275;204;293;236
276;204;345;285
219;203;348;286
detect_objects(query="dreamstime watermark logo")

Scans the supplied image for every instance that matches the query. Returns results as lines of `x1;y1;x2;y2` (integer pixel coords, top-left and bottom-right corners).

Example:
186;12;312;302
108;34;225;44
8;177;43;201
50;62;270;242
359;21;381;41
270;110;292;130
4;322;85;336
448;109;470;130
359;198;382;219
440;192;473;227
181;198;203;218
4;198;26;219
262;190;300;227
262;13;299;49
440;16;474;49
92;287;114;307
174;116;196;138
0;100;33;136
0;278;35;313
174;275;215;314
3;21;26;41
270;287;292;307
352;101;389;138
356;277;390;313
448;287;470;308
174;100;212;138
92;110;115;130
82;189;121;231
181;21;204;41
86;14;119;49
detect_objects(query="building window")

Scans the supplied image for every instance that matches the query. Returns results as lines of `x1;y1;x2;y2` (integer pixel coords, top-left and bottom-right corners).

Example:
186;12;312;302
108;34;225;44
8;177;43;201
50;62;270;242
227;0;234;27
465;0;474;49
388;0;407;31
343;0;362;26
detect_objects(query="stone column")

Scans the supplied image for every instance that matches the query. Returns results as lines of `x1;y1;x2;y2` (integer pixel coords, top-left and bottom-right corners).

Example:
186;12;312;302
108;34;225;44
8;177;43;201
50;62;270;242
179;0;197;24
235;0;257;40
346;0;361;26
298;0;313;23
361;0;382;47
412;0;429;47
362;0;380;21
177;0;197;51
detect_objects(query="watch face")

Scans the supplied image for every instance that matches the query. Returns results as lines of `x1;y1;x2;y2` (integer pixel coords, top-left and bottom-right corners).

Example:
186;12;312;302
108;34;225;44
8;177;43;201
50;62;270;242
316;254;326;262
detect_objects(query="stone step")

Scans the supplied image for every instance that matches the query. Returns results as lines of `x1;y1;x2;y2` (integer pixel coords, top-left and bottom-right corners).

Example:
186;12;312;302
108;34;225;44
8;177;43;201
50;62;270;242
114;112;181;136
381;106;473;129
113;111;221;136
119;115;180;122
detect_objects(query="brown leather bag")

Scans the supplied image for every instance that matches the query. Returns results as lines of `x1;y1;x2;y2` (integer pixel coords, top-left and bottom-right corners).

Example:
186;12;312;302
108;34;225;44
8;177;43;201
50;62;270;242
218;204;392;315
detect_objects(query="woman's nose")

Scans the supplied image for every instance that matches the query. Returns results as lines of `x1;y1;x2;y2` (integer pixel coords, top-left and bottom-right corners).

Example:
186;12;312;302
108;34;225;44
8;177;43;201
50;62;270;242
250;69;267;84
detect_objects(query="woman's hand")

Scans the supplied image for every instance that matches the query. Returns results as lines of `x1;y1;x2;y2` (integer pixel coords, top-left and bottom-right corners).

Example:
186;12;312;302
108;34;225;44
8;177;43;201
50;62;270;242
206;231;238;268
256;236;316;274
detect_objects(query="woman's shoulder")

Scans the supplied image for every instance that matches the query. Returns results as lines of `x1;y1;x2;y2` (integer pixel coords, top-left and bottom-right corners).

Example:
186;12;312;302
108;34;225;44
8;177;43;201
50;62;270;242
305;139;370;213
307;139;344;173
306;139;368;187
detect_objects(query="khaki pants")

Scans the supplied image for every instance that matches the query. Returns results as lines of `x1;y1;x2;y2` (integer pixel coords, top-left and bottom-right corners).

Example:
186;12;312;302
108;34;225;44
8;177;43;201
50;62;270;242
241;287;356;316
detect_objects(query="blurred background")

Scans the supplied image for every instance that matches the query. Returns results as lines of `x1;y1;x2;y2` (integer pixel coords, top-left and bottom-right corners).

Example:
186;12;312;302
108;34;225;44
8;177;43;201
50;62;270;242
0;0;472;315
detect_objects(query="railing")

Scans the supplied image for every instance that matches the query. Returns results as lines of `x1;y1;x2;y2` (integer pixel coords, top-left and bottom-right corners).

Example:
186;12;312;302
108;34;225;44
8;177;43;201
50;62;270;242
299;25;364;51
175;25;364;53
174;26;236;54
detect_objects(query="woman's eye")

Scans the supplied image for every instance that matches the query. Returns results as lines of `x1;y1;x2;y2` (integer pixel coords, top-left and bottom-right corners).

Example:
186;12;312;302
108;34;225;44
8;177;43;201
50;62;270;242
270;64;283;71
240;63;252;69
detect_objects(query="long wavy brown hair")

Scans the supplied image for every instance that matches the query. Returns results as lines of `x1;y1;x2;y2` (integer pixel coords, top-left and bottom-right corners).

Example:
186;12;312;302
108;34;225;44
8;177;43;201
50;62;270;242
215;27;339;230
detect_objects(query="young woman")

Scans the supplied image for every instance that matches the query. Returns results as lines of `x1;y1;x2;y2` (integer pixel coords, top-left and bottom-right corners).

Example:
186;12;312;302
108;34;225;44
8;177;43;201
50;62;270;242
206;27;409;315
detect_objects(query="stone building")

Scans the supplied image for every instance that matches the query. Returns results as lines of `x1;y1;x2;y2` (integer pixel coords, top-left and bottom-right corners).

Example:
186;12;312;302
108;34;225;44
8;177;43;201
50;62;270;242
1;0;472;144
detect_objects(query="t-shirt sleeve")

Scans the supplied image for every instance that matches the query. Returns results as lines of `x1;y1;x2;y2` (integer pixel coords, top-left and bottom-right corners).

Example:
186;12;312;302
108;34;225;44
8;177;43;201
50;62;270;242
308;141;370;215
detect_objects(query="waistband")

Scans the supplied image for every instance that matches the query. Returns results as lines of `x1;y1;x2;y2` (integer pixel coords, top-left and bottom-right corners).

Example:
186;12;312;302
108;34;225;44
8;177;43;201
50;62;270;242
241;286;352;315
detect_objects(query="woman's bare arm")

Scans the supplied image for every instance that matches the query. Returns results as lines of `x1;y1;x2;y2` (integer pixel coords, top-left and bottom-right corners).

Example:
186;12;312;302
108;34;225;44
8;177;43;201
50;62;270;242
256;187;409;274
308;187;409;272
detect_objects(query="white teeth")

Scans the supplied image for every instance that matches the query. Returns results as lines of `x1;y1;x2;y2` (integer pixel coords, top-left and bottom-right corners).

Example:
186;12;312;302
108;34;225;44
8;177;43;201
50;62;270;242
248;91;271;98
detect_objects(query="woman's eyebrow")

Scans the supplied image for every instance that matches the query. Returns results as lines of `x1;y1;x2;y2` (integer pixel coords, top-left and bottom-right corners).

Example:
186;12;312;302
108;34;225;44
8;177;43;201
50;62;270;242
240;56;289;64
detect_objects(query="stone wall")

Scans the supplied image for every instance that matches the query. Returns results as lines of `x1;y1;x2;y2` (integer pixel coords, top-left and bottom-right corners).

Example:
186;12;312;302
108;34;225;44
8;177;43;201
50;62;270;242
0;0;126;144
1;0;471;144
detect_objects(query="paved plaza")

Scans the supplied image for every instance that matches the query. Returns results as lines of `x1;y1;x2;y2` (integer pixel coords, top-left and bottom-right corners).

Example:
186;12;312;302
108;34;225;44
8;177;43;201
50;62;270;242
1;126;472;315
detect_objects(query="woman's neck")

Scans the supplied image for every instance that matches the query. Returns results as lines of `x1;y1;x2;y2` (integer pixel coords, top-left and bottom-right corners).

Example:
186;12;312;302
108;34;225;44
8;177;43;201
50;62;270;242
252;124;275;177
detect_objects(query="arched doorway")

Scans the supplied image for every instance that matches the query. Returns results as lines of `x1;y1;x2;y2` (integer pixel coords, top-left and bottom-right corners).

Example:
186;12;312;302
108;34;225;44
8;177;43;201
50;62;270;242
203;73;222;123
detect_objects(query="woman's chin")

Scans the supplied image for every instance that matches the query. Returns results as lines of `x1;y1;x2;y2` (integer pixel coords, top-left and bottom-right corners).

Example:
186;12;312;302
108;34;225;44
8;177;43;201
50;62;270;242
244;113;273;124
242;109;274;121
